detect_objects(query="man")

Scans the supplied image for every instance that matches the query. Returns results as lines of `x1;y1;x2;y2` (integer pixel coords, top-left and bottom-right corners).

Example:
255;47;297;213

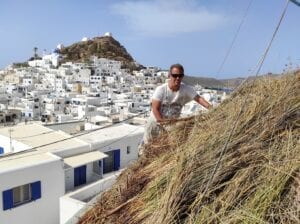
142;63;212;146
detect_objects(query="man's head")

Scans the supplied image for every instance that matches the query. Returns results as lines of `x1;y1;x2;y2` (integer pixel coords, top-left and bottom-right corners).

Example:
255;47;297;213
168;63;184;91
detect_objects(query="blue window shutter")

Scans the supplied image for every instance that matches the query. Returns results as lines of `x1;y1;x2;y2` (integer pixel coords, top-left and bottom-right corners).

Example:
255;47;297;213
103;158;107;174
31;181;41;200
99;160;102;175
113;149;120;171
2;189;13;210
0;147;4;154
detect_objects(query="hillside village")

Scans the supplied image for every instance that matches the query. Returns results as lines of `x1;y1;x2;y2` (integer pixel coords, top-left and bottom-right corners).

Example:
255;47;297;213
0;33;229;224
0;33;227;127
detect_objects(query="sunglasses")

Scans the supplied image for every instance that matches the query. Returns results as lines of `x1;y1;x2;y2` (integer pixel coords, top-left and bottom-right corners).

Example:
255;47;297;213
170;73;184;78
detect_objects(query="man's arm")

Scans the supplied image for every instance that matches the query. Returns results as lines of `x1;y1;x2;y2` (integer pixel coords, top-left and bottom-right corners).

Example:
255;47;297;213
194;95;212;109
151;99;163;122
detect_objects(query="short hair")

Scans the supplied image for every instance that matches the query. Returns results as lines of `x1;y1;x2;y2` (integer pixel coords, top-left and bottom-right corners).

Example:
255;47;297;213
169;63;184;74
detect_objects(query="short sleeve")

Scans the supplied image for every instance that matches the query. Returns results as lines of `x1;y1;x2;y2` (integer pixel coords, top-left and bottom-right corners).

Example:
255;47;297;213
152;85;165;102
184;84;198;100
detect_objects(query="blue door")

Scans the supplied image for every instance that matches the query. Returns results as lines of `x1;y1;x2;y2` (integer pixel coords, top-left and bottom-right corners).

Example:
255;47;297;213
103;149;121;174
113;149;120;171
74;165;86;187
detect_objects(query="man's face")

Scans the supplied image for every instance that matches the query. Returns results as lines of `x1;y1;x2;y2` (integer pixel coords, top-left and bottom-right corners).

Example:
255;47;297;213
169;67;184;89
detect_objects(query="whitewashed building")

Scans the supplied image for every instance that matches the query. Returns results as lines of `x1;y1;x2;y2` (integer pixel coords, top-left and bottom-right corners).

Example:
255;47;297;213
0;124;100;224
0;122;144;224
28;51;61;68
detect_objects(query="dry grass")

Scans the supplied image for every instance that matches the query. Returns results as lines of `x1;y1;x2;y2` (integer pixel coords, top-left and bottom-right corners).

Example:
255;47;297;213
79;71;300;224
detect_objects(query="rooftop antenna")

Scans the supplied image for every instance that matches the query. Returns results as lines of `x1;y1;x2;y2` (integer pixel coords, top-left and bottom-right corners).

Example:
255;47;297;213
9;128;14;153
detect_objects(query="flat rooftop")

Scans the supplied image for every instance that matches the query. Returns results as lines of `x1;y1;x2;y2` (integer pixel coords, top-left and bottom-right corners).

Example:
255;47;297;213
0;152;60;174
0;123;143;172
0;123;88;153
78;123;144;147
0;123;90;172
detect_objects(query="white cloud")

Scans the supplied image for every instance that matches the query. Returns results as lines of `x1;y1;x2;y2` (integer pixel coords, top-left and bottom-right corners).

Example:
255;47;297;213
111;0;226;37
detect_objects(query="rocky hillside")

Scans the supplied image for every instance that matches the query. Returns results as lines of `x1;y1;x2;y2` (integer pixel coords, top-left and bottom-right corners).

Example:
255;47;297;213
59;36;142;71
183;75;225;88
25;33;280;88
78;71;300;224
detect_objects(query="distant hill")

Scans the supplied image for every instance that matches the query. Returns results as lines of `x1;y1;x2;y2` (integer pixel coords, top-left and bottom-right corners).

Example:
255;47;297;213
183;75;225;88
59;36;142;71
219;77;245;88
58;36;243;88
183;73;282;89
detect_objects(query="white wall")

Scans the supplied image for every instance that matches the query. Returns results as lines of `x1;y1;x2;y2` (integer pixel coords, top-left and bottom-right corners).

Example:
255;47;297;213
65;169;74;192
60;197;85;224
86;163;94;183
60;172;120;224
0;158;64;224
96;132;142;169
120;134;142;168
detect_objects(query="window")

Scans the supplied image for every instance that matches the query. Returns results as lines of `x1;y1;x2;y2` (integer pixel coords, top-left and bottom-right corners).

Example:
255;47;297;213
127;146;131;154
2;181;41;210
13;184;31;206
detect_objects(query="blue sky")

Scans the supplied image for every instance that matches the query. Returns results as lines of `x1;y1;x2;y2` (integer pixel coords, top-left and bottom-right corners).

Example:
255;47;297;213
0;0;299;78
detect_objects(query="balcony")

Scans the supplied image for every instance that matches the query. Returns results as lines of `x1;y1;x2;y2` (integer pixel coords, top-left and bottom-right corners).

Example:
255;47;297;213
60;170;122;224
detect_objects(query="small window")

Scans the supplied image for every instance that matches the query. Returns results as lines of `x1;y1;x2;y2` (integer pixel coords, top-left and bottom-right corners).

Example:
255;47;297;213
3;181;41;211
13;184;31;206
127;146;131;154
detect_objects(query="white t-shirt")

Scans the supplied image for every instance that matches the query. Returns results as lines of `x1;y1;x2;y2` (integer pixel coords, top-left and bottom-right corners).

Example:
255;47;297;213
150;82;198;120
